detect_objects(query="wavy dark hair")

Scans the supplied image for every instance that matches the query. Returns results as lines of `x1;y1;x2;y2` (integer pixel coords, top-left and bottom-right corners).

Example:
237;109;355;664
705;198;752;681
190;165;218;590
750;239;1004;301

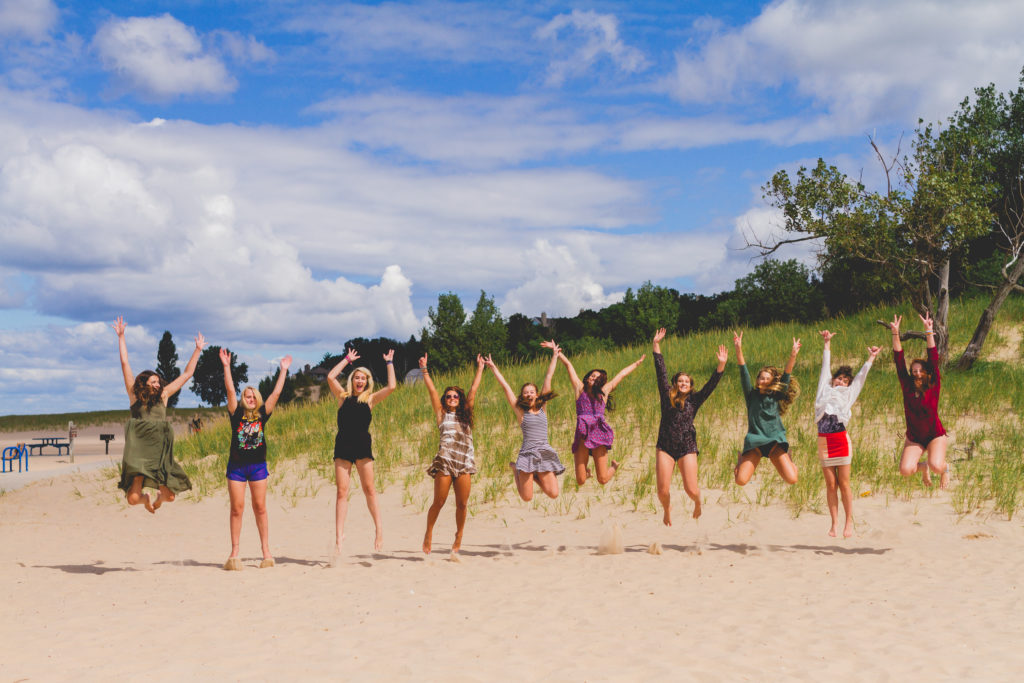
442;385;473;428
831;365;854;384
516;382;557;411
909;358;934;392
756;366;800;415
131;370;164;415
583;368;613;411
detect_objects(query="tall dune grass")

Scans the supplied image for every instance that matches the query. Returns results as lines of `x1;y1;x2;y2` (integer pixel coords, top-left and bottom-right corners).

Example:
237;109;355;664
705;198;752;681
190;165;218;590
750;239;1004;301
170;294;1024;519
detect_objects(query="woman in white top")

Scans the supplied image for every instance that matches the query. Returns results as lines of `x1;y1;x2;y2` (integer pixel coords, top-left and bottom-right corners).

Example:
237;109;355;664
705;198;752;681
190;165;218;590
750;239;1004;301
815;330;880;538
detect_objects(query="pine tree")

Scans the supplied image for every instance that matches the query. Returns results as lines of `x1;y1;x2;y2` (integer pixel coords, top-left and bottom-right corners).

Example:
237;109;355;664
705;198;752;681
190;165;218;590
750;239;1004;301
155;331;181;408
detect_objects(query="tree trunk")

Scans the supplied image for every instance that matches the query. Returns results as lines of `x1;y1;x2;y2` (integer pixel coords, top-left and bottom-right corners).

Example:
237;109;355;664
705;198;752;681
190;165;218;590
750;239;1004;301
956;254;1024;370
929;259;951;362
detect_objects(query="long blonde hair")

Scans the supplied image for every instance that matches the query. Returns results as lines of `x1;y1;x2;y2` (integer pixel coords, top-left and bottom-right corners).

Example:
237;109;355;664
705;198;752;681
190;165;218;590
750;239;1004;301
756;366;800;415
344;367;375;404
240;386;264;421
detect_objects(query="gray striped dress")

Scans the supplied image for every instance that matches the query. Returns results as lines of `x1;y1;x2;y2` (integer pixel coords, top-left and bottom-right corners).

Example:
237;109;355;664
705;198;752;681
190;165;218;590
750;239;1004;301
427;411;476;477
515;408;565;475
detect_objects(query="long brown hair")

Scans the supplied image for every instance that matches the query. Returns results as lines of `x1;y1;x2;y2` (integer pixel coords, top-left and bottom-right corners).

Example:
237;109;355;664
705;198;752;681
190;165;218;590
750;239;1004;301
668;371;693;410
516;383;557;411
442;385;473;428
583;368;613;411
132;371;163;408
910;358;934;392
756;366;800;415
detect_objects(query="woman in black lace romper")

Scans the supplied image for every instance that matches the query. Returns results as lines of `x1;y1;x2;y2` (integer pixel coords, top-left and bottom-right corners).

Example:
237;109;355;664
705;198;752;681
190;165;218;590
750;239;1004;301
652;328;727;526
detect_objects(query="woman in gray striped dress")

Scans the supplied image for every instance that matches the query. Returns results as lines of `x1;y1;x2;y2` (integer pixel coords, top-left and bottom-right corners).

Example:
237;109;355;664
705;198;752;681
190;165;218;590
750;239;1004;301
486;341;564;501
419;353;485;555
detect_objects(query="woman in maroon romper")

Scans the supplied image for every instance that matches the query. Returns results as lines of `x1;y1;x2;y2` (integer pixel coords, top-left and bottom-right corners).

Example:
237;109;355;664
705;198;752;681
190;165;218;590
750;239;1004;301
890;312;950;488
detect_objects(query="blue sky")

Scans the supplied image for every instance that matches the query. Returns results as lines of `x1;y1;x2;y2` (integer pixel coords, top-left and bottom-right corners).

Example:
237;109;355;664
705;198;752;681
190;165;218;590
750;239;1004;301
2;0;1024;414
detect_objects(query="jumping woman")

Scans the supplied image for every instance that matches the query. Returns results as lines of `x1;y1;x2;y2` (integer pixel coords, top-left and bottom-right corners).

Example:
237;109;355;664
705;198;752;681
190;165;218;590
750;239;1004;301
486;341;564;501
113;316;204;512
815;330;880;537
557;348;645;486
221;349;292;570
419;353;485;555
733;332;801;486
652;328;727;525
890;313;949;488
327;348;397;553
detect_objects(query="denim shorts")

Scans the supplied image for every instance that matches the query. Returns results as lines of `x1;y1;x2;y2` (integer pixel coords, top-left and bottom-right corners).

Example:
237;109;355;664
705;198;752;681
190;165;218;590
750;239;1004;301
226;461;269;482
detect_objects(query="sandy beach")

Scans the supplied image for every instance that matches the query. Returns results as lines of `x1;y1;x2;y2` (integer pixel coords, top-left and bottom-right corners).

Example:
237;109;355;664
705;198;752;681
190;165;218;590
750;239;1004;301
1;457;1022;682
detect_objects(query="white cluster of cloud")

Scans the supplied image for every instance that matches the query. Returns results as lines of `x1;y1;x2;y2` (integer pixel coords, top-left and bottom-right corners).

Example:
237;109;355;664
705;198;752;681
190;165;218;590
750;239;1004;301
0;0;57;41
92;13;271;99
535;9;648;86
669;0;1024;131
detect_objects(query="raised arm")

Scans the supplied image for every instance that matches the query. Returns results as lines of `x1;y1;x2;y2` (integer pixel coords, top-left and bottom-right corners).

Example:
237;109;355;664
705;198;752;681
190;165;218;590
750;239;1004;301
539;340;560;395
733;330;746;367
890;314;903;354
817;330;835;400
113;316;134;400
419;354;443;422
369;349;397;407
221;347;238;414
165;332;205;398
264;355;292;415
652;329;670;400
691;345;728;406
783;337;801;375
920;311;936;350
557;351;584;397
603;354;646;396
847;346;880;404
467;354;485;410
327;349;358;401
485;355;523;419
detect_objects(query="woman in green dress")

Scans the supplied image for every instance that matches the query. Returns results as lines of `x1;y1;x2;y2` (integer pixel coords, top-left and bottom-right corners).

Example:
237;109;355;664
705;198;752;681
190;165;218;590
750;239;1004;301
114;316;205;512
733;331;801;486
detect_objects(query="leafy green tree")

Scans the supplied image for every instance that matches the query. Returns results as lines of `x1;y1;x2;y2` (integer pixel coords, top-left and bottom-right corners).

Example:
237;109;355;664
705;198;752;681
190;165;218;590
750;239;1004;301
192;346;248;407
155;331;181;408
465;290;507;358
421;292;469;372
505;313;546;359
258;367;295;405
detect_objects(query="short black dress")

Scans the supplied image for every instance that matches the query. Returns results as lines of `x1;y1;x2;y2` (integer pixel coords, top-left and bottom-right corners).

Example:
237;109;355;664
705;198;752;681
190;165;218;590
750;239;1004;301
334;396;373;462
655;352;723;460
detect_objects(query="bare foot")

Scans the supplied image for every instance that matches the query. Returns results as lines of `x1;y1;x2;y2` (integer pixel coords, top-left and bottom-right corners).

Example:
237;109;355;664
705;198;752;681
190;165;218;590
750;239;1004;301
142;493;155;514
692;499;702;520
610;460;619;474
151;492;164;511
662;507;672;527
921;469;933;487
940;465;951;489
843;521;854;538
423;529;432;554
452;532;463;554
374;531;383;552
828;525;838;537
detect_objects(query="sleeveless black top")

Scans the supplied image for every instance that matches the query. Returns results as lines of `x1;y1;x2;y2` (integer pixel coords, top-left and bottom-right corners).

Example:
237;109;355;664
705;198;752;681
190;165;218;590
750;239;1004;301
333;395;373;461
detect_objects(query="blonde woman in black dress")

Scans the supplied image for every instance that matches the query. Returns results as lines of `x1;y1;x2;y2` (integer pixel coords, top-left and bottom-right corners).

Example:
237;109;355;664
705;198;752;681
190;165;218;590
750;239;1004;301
652;328;727;525
327;348;396;553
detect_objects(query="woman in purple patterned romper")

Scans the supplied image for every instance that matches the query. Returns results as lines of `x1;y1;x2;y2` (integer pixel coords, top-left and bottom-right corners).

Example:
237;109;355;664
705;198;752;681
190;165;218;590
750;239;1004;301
557;350;645;486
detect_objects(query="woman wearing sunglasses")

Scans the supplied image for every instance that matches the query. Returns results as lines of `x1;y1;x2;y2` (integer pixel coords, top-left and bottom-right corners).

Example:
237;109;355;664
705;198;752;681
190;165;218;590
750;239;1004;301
418;353;485;555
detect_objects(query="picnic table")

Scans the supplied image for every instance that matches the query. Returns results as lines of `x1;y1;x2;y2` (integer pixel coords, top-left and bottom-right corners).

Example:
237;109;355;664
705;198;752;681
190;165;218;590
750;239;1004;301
28;436;71;456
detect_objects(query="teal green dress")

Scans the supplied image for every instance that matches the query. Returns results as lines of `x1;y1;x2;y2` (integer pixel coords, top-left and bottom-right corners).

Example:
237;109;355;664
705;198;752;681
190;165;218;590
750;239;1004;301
739;364;791;454
118;402;192;494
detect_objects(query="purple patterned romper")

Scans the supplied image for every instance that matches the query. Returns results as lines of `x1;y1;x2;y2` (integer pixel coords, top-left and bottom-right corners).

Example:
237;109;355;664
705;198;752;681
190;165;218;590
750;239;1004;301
572;392;615;453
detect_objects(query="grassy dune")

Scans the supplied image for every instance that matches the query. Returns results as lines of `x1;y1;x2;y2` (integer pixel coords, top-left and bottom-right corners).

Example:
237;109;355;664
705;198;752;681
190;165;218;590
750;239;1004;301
168;293;1024;519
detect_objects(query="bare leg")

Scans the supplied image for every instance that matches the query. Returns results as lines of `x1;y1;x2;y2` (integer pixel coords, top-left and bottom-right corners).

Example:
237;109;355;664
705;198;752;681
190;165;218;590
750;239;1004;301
249;478;271;560
355;458;383;551
769;446;798;484
511;462;535;501
152;485;176;510
677;453;701;519
534;471;560;499
452;474;472;553
228;479;247;557
423;475;453;554
334;460;352;553
734;450;762;486
836;464;854;538
821;464;839;537
899;439;928;484
591;446;618;485
925;435;950;489
126;475;154;513
655;450;675;526
572;443;590;485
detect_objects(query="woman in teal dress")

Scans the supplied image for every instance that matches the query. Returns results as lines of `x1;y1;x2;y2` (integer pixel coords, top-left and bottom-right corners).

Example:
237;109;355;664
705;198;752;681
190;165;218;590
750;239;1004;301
733;331;801;486
114;316;205;512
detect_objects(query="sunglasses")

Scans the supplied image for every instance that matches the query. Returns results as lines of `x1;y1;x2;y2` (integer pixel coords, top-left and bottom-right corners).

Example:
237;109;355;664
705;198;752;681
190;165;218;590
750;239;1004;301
444;393;460;400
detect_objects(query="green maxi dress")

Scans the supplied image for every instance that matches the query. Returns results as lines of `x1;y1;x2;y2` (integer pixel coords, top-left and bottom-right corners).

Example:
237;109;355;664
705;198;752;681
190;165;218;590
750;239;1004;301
117;402;192;494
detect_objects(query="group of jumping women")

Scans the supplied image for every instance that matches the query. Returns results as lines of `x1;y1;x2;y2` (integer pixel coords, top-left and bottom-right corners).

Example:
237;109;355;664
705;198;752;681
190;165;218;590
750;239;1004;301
112;311;950;566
